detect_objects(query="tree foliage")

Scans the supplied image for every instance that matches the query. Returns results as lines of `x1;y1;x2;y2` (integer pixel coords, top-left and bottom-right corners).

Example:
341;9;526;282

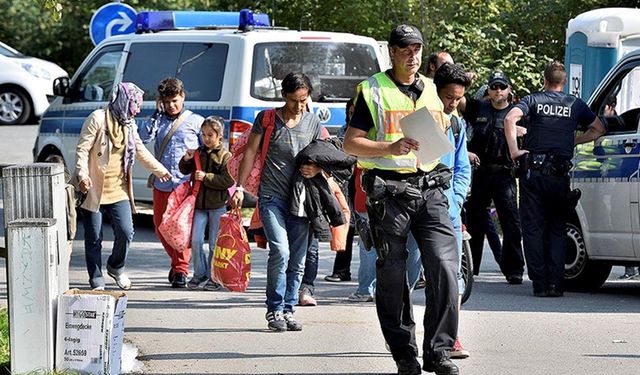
13;0;640;93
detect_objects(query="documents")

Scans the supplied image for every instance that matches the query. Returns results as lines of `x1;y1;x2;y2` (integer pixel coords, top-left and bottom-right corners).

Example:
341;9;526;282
399;107;453;164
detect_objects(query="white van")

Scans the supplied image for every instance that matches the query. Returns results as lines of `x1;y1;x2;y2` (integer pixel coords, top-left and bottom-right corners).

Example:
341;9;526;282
567;48;640;290
33;10;386;207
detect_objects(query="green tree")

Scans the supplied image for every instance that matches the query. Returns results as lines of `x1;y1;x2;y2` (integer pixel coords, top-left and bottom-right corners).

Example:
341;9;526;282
9;0;640;94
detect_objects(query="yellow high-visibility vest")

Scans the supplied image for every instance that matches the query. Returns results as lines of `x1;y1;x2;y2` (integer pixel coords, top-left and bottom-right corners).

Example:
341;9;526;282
357;72;448;173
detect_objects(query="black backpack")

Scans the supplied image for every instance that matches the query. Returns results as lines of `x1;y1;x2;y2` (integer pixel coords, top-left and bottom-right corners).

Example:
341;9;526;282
451;115;462;144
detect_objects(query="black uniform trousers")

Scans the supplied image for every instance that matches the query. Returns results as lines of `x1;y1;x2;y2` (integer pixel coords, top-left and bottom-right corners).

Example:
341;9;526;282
519;170;570;293
465;166;524;277
366;185;458;362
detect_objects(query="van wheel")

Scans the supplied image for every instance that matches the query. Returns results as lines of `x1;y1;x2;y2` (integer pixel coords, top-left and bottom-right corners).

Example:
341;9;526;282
0;87;31;125
564;223;612;291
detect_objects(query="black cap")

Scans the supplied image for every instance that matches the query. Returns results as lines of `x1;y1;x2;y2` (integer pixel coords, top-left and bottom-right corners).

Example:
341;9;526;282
389;25;423;47
487;71;510;86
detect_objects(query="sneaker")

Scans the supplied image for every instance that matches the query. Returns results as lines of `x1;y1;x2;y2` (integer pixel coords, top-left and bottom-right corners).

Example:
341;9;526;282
347;291;374;302
283;311;302;331
324;273;351;282
450;338;470;359
298;288;317;306
265;311;287;332
107;270;132;290
202;280;222;291
618;272;639;280
92;285;105;291
187;276;208;289
171;272;187;288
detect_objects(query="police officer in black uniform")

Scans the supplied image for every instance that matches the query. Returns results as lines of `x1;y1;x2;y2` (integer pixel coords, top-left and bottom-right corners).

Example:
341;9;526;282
504;60;605;297
344;25;459;375
459;72;525;284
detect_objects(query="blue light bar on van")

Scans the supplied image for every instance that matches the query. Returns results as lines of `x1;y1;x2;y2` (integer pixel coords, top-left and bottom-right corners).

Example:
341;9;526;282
135;9;270;32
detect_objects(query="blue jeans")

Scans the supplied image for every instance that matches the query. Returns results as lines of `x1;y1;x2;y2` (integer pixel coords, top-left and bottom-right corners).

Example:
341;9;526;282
356;237;377;295
259;195;310;312
82;200;134;289
301;236;319;291
191;207;226;280
407;215;464;294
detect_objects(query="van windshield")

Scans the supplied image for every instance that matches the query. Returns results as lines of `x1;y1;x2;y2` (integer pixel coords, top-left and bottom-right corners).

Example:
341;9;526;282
251;42;380;102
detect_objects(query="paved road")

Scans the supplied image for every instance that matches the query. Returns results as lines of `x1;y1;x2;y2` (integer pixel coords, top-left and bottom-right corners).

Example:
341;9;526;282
0;212;639;375
1;125;640;374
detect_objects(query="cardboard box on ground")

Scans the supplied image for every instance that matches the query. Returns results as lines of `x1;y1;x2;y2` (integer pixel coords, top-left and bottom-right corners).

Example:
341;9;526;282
56;289;128;375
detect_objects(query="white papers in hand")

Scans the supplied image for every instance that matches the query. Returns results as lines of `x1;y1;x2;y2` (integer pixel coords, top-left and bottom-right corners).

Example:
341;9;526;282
399;107;453;165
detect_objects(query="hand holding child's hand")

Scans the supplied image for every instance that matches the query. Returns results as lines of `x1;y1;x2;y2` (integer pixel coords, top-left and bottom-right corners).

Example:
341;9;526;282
195;170;205;181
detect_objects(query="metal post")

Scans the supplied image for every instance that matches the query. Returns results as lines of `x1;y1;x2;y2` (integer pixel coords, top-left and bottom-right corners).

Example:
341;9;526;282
2;163;69;293
7;218;58;372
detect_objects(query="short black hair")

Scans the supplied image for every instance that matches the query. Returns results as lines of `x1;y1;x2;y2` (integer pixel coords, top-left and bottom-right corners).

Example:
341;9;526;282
345;97;355;123
158;77;185;98
425;51;451;76
433;63;471;93
426;52;440;76
281;72;313;94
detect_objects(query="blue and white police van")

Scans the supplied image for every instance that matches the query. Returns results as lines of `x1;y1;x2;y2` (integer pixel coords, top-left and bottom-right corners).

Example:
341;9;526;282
33;9;386;208
567;47;640;290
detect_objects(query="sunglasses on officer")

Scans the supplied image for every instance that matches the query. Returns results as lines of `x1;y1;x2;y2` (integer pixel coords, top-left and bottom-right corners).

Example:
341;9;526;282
489;83;508;91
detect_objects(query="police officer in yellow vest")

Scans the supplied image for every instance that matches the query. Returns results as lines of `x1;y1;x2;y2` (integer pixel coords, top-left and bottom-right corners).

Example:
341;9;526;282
344;25;459;375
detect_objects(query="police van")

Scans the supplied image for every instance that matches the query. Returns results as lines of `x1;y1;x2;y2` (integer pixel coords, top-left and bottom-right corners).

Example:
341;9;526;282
33;10;386;206
567;48;640;290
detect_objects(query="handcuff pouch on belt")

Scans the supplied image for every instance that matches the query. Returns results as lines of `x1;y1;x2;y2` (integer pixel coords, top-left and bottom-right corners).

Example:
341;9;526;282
353;211;375;252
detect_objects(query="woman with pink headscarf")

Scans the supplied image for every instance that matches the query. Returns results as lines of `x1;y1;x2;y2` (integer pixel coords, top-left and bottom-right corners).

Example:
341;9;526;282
75;82;170;290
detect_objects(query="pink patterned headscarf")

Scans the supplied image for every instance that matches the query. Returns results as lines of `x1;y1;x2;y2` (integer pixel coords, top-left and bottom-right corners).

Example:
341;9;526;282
108;82;144;175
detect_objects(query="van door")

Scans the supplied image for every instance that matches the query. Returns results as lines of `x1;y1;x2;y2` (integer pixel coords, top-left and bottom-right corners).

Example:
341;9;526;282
575;61;640;259
122;41;230;202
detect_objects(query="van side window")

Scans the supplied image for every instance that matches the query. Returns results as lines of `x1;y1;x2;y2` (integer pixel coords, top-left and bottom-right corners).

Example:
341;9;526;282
70;44;125;103
251;42;379;102
123;42;228;101
599;65;640;134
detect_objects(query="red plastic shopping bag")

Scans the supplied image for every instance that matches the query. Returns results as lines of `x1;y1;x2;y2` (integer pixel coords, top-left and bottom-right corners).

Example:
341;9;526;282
158;151;202;252
212;210;252;292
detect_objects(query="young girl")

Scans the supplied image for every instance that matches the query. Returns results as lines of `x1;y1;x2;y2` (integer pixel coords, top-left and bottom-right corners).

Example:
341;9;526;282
179;116;235;290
